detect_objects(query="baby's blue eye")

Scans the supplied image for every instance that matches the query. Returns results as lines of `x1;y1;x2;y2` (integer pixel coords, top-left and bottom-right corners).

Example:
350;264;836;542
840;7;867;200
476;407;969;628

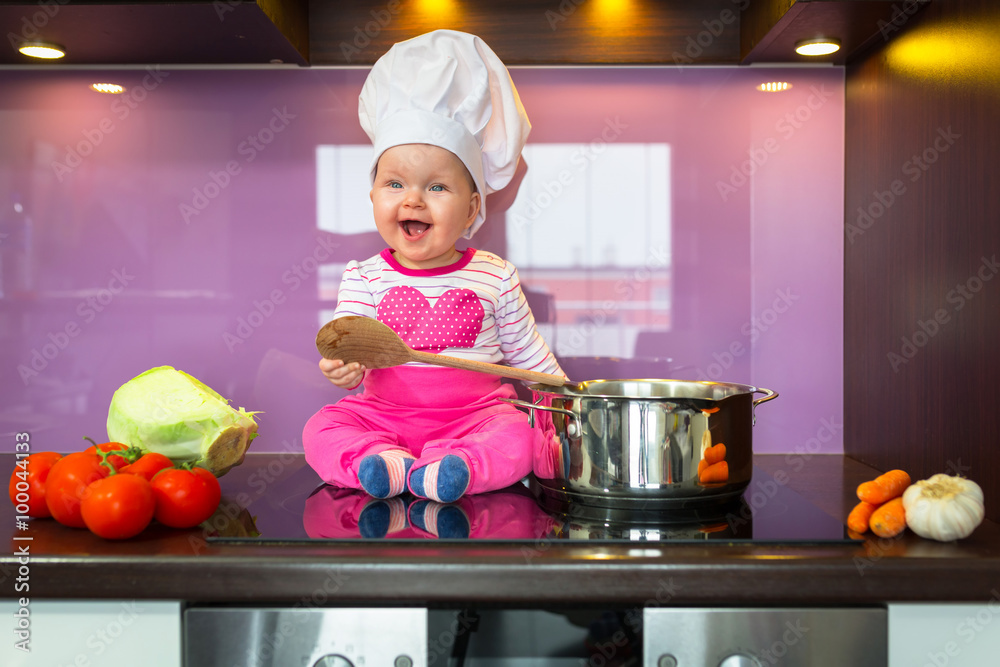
430;185;444;192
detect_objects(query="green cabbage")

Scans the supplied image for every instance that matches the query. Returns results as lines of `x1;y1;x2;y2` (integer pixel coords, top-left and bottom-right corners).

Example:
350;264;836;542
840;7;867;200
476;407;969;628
106;366;259;476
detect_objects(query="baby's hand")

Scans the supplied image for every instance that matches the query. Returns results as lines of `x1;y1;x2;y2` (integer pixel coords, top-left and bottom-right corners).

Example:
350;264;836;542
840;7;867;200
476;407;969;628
319;358;365;389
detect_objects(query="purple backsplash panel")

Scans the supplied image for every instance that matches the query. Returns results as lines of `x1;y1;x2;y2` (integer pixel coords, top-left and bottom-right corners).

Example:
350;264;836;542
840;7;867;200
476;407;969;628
0;66;843;455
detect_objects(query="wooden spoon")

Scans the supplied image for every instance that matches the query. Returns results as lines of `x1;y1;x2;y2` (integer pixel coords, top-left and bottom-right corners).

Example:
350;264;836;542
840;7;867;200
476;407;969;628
316;316;568;387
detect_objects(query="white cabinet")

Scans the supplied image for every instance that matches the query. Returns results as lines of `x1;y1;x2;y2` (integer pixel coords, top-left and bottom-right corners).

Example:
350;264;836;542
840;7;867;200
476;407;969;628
890;601;1000;667
0;600;181;667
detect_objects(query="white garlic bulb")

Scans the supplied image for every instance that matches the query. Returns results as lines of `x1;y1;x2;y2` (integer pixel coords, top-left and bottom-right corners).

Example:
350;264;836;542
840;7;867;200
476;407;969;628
902;474;985;542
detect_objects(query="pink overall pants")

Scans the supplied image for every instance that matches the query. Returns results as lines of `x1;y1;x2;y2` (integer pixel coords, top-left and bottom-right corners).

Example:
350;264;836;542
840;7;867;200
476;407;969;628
303;366;556;495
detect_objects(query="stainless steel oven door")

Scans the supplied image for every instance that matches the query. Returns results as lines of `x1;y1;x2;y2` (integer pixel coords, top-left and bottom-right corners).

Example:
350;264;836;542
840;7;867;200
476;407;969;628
644;607;887;667
184;607;427;667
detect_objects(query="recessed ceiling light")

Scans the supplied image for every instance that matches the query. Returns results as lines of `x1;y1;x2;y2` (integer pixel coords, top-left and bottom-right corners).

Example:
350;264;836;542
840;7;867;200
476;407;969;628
18;42;66;59
757;81;793;92
90;83;126;95
795;38;841;57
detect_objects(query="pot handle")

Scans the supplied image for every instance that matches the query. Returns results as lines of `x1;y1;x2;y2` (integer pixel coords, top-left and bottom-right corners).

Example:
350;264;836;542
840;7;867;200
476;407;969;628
751;387;779;426
499;398;581;438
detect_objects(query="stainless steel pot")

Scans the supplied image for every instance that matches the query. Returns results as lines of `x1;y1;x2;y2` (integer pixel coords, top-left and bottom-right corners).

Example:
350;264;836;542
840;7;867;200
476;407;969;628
504;379;777;510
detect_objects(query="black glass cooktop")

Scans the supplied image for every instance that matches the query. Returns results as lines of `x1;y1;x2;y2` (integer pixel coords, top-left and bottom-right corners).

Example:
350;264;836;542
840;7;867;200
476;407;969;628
211;465;857;545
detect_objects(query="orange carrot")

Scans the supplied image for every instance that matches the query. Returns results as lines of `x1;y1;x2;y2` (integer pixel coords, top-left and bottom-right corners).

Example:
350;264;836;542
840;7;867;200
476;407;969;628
869;497;906;538
699;522;729;534
847;500;878;534
698;458;709;476
699;460;729;484
857;469;911;505
704;443;727;466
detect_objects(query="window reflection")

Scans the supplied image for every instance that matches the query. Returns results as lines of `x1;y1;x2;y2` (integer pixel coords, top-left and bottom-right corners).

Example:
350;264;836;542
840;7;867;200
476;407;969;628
506;143;671;357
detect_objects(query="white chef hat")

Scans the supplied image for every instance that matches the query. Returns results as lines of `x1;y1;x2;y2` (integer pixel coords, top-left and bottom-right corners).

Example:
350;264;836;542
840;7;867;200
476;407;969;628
358;29;531;239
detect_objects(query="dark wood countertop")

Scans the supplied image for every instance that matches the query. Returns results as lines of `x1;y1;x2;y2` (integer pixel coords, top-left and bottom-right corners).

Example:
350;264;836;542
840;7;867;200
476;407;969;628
3;453;998;606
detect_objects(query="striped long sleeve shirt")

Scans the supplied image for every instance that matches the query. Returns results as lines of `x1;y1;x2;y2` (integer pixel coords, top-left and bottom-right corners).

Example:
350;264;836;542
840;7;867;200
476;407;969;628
333;248;564;377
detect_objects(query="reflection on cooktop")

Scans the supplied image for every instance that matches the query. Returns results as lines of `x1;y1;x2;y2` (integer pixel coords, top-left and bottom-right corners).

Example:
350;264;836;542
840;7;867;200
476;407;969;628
211;466;856;544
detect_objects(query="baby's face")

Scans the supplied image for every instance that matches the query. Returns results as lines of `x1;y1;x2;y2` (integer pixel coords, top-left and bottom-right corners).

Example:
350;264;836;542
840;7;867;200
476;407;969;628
371;144;480;270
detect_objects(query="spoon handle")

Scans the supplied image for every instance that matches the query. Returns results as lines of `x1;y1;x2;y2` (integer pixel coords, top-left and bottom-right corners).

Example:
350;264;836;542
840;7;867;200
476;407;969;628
408;349;567;386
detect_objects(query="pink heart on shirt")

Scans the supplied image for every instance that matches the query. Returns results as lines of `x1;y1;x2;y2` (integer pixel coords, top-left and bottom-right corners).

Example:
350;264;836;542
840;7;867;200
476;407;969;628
377;285;484;353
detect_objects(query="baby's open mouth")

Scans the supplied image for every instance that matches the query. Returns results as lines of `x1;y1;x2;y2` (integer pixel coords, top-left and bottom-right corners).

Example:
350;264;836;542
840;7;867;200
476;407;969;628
400;220;431;237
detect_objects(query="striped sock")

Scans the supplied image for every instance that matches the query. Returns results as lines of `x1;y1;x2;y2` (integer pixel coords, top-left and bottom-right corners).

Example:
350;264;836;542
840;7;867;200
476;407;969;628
358;449;415;499
384;496;409;533
408;455;470;503
357;496;409;538
409;500;471;539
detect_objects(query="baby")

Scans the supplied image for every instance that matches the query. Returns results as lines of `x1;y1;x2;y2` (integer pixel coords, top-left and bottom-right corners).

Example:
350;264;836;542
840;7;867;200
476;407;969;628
303;30;565;504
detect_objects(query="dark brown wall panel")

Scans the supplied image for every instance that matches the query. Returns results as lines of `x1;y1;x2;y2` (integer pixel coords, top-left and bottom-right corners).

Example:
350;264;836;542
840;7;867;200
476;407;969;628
844;0;1000;520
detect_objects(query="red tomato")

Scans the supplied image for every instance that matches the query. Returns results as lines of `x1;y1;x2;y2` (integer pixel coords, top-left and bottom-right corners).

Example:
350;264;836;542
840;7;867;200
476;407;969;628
8;452;63;518
120;453;174;482
84;442;130;470
80;474;156;540
150;467;222;528
44;452;112;528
